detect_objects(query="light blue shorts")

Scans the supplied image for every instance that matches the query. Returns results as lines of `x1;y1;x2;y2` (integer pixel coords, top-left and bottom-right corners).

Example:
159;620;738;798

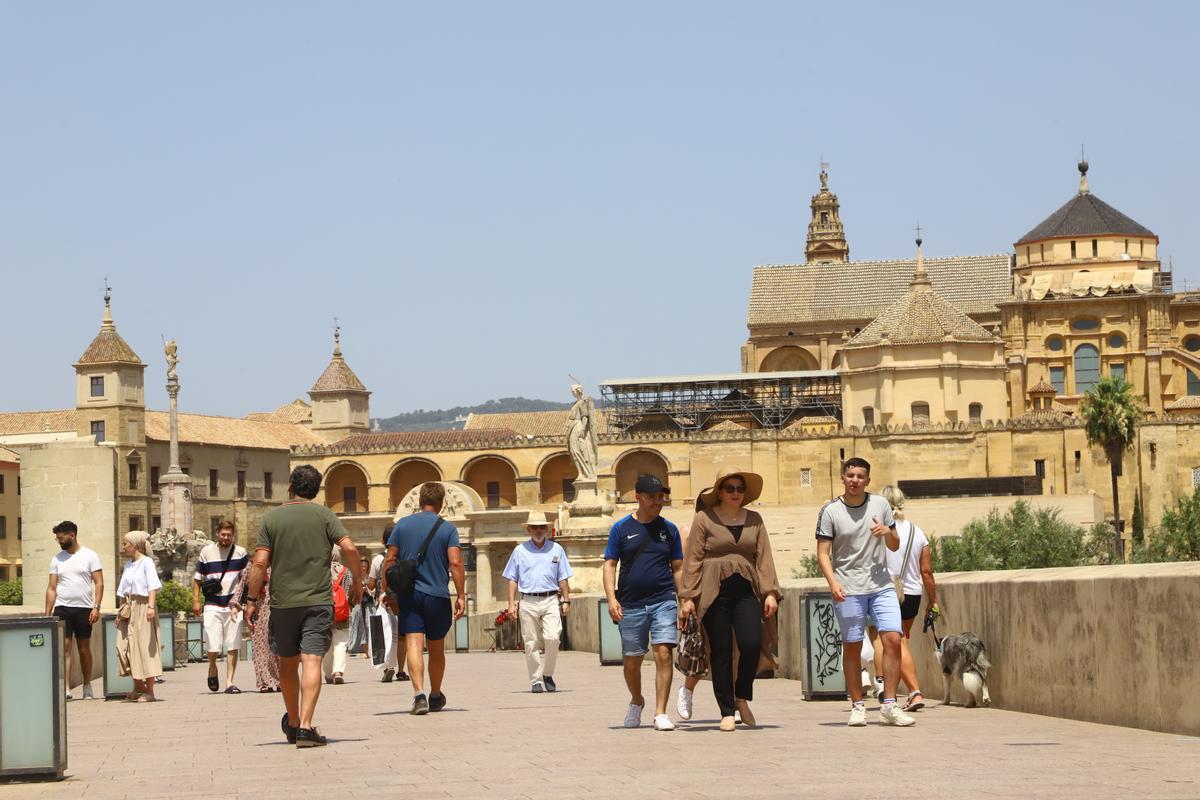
618;598;679;657
833;588;902;643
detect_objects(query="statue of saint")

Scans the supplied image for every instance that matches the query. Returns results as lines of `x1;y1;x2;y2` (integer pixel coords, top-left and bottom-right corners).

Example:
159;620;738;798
164;338;179;380
566;383;599;482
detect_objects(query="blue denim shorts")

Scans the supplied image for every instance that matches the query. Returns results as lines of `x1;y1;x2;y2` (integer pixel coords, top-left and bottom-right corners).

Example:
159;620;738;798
833;588;902;642
618;598;679;657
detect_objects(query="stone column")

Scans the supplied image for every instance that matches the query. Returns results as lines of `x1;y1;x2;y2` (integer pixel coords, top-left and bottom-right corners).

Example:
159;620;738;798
474;544;493;610
159;376;193;536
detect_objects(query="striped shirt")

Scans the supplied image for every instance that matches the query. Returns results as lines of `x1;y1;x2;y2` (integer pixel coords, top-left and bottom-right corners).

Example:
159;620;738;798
194;543;249;608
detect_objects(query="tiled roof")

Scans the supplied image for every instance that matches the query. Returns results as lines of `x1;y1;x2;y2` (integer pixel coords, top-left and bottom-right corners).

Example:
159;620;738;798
1028;380;1057;395
0;409;77;435
705;420;749;432
464;410;612;437
317;429;523;454
310;349;367;393
246;399;312;424
846;264;998;347
1016;191;1154;245
1165;396;1200;411
1013;408;1073;424
76;318;143;366
0;446;19;464
145;411;325;450
747;254;1011;328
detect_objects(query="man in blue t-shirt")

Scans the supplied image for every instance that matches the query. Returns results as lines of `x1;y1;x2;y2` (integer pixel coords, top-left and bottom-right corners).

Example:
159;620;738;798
603;474;684;731
382;482;466;716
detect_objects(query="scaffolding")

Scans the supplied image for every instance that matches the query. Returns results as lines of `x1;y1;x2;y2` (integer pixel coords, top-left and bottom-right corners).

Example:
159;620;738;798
599;371;841;433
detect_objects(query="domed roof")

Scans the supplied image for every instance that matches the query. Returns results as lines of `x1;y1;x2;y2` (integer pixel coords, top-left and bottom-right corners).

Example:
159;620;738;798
75;290;144;367
1015;162;1155;245
310;328;368;394
846;241;997;348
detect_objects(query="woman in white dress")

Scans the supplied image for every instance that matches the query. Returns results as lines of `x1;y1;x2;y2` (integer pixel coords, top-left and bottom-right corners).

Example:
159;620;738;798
116;531;164;702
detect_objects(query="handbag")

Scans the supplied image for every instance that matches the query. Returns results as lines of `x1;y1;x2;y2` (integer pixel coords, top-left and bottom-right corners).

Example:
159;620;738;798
200;544;238;599
331;566;350;622
675;613;708;677
893;521;916;602
386;518;444;597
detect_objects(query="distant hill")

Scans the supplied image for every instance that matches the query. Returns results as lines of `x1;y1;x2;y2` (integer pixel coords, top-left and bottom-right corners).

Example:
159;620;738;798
374;397;572;432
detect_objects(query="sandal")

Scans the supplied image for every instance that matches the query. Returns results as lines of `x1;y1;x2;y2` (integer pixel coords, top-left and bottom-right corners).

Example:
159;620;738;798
123;691;142;703
207;675;219;693
903;692;925;712
225;685;241;694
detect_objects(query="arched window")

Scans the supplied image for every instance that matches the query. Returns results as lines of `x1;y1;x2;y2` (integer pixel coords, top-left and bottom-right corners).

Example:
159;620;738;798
1188;370;1200;397
911;402;930;425
969;403;983;424
861;407;875;427
1074;344;1101;394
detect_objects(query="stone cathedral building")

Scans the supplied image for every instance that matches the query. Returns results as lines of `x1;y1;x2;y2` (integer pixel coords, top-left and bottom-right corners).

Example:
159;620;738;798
6;159;1200;610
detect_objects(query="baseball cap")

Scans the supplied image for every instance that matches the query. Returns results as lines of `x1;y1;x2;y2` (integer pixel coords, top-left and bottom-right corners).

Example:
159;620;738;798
635;475;670;495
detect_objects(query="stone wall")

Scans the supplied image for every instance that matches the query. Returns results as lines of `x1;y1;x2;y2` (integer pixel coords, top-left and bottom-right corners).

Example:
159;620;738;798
20;439;118;608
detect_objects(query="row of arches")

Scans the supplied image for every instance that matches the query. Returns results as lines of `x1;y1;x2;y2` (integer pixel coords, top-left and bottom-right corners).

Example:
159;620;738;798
322;449;672;513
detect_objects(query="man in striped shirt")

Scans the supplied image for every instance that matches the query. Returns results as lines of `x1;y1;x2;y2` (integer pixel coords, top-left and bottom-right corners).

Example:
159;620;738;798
193;520;250;693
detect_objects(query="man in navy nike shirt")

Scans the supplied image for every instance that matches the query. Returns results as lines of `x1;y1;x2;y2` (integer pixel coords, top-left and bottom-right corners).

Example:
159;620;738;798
603;475;684;731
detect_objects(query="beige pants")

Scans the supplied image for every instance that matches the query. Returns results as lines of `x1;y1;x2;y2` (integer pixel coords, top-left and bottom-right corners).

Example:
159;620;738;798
519;595;562;685
323;625;348;677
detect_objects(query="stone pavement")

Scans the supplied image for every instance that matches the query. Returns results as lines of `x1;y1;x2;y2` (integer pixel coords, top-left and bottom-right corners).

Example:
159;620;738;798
7;651;1199;800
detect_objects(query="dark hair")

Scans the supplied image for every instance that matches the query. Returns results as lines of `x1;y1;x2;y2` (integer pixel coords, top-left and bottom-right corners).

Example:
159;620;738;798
216;519;235;533
841;457;872;475
289;464;322;499
381;528;393;545
53;520;78;535
418;481;445;511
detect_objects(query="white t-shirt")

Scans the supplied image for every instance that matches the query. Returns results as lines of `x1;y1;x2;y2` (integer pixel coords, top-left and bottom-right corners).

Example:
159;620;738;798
884;519;928;596
117;556;163;599
49;546;103;608
368;553;385;583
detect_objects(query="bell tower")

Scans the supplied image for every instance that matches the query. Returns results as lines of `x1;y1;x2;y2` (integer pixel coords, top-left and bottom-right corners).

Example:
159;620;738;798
805;163;850;264
308;324;371;443
73;285;146;449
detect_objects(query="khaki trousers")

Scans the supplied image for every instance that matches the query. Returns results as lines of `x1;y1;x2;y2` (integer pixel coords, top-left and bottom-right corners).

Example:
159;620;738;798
518;595;562;685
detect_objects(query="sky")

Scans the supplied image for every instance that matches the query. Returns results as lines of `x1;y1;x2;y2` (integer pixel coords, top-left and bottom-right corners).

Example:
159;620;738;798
3;2;1198;419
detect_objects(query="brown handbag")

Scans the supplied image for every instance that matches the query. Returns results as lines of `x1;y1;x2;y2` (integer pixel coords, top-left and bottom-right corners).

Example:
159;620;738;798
675;614;708;677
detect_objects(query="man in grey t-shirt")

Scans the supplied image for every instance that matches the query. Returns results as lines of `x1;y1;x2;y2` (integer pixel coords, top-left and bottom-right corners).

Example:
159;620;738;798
816;457;914;727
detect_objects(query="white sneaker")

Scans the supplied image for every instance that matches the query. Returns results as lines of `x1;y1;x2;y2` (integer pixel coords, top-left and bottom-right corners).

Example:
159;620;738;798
880;702;916;727
848;703;866;727
623;702;643;729
676;686;693;720
65;691;73;701
82;685;95;700
653;714;675;731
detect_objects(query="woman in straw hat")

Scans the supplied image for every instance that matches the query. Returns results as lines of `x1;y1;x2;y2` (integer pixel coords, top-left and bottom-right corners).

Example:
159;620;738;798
116;531;164;701
679;467;780;731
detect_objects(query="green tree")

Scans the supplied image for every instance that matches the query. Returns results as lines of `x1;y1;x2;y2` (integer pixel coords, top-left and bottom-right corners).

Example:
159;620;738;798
929;501;1091;572
1131;491;1145;546
156;581;195;616
0;579;21;605
1079;376;1142;552
1133;489;1200;563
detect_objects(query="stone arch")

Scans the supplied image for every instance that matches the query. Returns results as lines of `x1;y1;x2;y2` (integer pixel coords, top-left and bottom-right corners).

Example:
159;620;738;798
613;449;670;502
760;345;820;372
461;454;519;509
388;458;443;512
395;481;484;521
324;460;370;514
538;452;578;504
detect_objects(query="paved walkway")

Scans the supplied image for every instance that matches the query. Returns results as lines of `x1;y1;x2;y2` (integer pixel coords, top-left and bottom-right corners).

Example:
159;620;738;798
8;651;1199;799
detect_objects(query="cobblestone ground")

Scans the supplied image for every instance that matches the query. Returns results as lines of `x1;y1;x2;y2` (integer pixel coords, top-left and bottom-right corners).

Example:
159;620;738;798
7;651;1199;799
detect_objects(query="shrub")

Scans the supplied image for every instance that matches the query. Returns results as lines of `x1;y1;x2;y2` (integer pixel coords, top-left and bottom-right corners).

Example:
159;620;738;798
1133;489;1200;563
156;581;195;615
793;553;823;579
0;579;21;605
929;500;1092;572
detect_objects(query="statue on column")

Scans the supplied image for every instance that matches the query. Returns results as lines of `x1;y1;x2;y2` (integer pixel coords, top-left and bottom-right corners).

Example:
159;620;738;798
566;381;599;482
164;338;179;380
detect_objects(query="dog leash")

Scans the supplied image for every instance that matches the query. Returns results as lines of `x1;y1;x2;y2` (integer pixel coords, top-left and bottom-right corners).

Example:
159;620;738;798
923;604;942;654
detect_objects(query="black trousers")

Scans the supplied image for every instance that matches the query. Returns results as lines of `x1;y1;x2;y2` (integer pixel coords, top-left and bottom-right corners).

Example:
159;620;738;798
701;574;762;718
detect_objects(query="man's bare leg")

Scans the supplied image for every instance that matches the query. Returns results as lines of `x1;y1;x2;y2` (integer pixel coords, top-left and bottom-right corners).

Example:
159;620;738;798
77;637;94;690
623;655;644;707
652;644;673;715
298;652;323;729
842;640;865;702
427;638;446;695
279;655;300;727
880;631;902;700
407;633;426;694
226;649;239;687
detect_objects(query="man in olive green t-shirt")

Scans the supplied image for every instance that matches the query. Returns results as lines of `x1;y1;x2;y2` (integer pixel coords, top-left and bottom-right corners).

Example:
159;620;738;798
246;465;362;748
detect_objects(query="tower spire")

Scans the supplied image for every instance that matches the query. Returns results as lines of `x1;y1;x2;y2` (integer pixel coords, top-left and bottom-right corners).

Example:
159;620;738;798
102;278;114;328
1078;148;1090;195
333;317;342;357
805;162;849;264
911;224;931;289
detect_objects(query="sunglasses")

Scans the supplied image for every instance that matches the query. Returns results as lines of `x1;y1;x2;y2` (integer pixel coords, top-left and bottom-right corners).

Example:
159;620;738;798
721;484;746;493
528;525;549;530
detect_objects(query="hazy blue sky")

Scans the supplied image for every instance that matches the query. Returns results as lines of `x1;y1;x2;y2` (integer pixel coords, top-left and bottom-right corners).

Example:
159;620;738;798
3;2;1197;418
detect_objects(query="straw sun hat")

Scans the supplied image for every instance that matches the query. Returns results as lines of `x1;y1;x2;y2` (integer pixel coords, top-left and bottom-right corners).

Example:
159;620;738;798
699;466;763;507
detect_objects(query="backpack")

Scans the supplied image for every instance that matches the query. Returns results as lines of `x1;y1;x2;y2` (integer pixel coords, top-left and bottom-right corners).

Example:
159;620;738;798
332;566;350;623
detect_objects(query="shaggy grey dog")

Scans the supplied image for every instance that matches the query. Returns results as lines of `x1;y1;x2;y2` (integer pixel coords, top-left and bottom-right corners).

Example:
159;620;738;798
934;633;991;707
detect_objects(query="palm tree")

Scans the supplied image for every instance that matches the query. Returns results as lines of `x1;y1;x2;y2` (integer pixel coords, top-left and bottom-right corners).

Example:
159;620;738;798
1080;375;1143;555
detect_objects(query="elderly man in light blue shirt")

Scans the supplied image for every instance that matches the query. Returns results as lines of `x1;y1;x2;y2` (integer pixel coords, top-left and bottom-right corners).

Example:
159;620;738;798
504;510;573;693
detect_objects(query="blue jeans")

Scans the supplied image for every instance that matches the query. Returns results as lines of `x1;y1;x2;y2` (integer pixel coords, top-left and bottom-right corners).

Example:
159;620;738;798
833;588;902;642
618;598;679;657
